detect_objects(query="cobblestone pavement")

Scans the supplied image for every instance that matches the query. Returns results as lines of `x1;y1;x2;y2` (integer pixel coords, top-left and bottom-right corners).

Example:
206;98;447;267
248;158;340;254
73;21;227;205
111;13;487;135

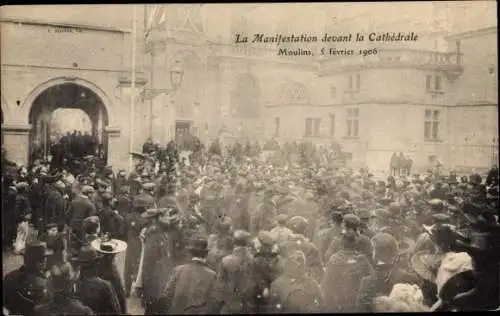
3;250;145;315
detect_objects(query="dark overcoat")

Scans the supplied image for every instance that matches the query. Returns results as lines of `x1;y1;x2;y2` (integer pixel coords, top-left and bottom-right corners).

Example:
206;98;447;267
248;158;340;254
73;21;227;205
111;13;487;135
3;266;48;316
157;260;224;315
218;247;257;314
75;275;121;315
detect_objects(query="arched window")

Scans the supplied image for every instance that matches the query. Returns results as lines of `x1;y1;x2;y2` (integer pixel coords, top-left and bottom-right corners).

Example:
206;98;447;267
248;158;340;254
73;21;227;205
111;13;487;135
231;74;260;118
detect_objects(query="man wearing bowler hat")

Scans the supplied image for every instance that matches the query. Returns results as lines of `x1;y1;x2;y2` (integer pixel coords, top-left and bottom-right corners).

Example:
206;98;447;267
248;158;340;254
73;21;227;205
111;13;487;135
157;236;224;315
3;241;52;316
72;246;121;315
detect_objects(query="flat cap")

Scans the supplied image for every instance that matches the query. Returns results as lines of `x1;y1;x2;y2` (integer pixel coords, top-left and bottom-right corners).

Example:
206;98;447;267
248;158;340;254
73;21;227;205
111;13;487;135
142;182;156;191
343;213;361;228
233;230;251;246
428;198;445;211
287;216;309;235
257;230;276;247
431;213;452;224
276;214;288;225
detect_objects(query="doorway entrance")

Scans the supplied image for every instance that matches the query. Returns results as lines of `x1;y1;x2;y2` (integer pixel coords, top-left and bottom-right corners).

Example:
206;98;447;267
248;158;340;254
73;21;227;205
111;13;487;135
175;120;192;151
28;83;109;166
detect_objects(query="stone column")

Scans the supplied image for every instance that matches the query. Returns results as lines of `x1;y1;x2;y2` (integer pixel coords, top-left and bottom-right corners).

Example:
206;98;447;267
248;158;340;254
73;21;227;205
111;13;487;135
105;127;125;171
1;124;32;166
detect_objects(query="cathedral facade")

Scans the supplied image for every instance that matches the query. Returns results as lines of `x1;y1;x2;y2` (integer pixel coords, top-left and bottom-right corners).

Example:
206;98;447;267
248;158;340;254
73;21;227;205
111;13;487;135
1;4;497;173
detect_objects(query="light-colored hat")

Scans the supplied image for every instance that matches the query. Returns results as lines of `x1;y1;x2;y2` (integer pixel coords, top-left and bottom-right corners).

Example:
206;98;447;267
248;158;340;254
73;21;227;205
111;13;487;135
435;252;473;294
91;238;127;254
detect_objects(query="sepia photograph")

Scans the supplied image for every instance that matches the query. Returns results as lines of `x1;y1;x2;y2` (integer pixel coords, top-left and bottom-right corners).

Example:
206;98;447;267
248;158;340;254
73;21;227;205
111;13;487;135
1;2;498;314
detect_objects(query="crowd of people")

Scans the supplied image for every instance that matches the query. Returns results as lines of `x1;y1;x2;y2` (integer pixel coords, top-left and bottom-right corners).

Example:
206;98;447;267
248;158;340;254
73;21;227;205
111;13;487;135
2;137;499;315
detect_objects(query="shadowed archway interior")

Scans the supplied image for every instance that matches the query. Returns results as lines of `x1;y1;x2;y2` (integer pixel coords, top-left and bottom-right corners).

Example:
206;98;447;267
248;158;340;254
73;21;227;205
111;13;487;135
28;83;109;164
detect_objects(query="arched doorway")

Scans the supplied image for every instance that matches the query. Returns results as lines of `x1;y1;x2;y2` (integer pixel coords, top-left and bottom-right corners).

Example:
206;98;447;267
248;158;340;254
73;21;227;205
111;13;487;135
28;83;109;165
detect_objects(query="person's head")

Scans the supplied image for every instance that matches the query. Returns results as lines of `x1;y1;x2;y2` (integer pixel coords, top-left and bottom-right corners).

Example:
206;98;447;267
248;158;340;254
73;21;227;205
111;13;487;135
23;242;52;273
233;230;251;248
46;223;58;237
83;216;100;235
341;214;361;247
371;233;399;265
373;283;429;312
288;216;308;236
188;237;209;259
47;263;79;296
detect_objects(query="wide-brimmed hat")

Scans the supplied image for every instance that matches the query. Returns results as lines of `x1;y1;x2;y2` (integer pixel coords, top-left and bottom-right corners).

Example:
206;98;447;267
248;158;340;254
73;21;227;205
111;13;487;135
70;246;103;265
411;250;444;282
91;238;127;254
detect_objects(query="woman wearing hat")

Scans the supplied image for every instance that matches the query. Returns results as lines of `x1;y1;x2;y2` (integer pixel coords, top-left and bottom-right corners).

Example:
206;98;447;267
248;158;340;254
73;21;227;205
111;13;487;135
91;237;128;314
72;246;121;315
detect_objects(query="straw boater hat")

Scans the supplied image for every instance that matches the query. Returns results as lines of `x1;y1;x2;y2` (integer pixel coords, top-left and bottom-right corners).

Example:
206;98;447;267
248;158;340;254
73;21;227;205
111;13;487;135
91;238;127;254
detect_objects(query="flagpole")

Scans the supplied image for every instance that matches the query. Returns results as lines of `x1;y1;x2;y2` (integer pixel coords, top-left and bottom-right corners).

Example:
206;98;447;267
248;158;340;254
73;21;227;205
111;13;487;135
129;4;137;172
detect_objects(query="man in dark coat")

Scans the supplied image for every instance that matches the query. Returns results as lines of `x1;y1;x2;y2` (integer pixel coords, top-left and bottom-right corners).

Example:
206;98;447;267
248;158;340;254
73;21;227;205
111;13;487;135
72;246;122;315
321;214;372;313
3;242;52;316
42;179;67;229
114;170;129;197
157;236;224;314
356;233;421;313
324;213;373;263
207;215;234;270
314;210;343;263
218;230;257;314
283;216;324;283
250;188;278;236
67;185;97;252
33;263;93;316
270;250;324;313
137;208;177;314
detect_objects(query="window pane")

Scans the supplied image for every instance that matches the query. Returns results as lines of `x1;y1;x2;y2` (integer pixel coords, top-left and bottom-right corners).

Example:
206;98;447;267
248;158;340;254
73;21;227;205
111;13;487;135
356;74;361;90
432;121;439;138
425;109;431;119
424;121;431;138
433;110;439;120
426;75;432;90
354;108;359;117
353;120;359;137
347;108;353;117
434;76;441;91
348;76;353;89
305;118;312;136
347;120;352;136
275;117;280;136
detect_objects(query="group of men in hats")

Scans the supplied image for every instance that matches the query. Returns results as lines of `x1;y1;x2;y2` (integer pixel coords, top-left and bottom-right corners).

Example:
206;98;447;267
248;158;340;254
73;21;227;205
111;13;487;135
2;136;500;314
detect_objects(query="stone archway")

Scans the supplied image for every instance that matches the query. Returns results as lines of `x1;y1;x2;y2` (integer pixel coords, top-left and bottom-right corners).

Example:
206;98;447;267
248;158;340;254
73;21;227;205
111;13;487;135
28;82;109;165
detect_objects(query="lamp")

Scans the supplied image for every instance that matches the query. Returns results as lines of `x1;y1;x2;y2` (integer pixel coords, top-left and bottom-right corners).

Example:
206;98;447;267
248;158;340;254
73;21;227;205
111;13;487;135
170;60;184;90
141;61;184;100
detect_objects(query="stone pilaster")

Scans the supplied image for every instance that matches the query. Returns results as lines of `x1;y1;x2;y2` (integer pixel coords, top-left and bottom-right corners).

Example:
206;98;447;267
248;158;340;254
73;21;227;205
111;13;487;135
1;124;32;166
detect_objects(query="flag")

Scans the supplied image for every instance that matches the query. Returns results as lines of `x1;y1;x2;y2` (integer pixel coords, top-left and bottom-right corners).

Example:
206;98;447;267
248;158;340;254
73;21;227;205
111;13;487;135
145;4;166;37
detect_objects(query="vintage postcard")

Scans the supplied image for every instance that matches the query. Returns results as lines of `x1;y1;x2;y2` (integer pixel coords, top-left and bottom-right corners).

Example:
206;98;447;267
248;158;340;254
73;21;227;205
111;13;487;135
1;2;498;314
